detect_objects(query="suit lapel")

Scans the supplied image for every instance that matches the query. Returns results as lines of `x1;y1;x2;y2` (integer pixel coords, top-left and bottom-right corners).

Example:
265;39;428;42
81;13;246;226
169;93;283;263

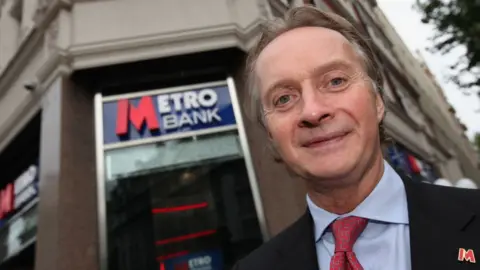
402;174;476;269
275;212;319;270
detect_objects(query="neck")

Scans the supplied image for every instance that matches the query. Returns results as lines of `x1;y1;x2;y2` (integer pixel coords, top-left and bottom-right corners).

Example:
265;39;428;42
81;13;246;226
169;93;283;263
306;152;385;215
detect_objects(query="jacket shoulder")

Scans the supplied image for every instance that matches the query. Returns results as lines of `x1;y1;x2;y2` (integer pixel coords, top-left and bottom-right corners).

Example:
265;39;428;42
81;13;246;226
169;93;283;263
427;183;480;210
401;169;480;212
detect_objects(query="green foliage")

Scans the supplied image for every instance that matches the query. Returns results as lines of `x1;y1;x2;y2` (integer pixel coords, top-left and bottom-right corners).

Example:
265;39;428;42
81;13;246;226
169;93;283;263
416;0;480;96
474;132;480;151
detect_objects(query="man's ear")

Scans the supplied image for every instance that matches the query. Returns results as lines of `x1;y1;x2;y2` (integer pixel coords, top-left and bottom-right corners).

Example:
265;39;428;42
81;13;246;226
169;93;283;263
265;128;283;163
375;93;385;123
267;130;273;140
267;139;283;163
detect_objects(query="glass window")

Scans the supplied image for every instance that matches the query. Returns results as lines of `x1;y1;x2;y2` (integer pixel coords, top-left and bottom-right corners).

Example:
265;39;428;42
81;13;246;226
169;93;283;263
104;131;263;270
0;201;38;264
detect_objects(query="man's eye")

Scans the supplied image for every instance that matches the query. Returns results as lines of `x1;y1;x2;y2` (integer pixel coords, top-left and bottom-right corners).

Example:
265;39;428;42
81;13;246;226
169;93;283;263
274;95;291;106
330;77;347;86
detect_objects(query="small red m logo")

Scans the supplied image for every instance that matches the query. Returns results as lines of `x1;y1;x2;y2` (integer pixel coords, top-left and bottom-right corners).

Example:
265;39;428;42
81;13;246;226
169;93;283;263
458;248;476;263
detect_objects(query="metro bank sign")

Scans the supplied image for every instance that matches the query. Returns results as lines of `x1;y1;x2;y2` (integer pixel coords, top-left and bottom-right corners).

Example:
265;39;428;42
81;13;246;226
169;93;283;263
0;165;38;221
102;84;236;145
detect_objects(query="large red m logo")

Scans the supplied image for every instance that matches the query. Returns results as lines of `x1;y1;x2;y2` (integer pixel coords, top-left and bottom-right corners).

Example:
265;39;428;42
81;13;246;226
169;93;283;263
458;248;476;263
116;96;160;136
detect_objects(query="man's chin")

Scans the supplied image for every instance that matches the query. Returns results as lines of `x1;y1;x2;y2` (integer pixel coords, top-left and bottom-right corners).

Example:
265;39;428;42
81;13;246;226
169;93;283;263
297;162;355;181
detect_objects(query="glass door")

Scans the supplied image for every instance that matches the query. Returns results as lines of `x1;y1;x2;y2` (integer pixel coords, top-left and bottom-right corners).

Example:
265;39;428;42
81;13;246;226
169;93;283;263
104;132;263;270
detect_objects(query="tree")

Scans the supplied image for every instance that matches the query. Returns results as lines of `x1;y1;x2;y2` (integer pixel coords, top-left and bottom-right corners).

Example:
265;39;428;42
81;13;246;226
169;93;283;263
415;0;480;97
474;132;480;152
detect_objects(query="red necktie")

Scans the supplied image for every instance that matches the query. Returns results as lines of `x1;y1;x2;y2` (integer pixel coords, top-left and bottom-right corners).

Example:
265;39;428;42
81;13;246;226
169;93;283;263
329;216;368;270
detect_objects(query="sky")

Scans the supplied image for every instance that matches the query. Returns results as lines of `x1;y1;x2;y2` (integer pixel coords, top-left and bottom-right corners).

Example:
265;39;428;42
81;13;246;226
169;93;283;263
376;0;479;139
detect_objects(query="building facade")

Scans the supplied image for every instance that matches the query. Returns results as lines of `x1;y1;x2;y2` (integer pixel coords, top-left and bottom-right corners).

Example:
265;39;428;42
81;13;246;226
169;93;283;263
366;0;479;183
0;0;478;270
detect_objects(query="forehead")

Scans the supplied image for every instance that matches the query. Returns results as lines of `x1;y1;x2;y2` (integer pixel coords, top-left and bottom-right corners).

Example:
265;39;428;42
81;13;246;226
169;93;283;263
255;27;363;90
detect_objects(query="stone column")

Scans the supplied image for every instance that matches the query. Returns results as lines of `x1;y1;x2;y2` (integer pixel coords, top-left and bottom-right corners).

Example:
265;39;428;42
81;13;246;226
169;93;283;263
35;76;99;270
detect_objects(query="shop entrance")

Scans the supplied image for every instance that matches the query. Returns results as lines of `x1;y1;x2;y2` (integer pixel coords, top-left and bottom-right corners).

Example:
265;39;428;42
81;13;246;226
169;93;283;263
96;80;265;270
106;144;262;270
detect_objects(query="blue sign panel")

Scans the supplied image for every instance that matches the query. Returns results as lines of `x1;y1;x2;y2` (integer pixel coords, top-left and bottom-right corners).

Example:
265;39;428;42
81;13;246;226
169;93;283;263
103;85;236;145
162;249;223;270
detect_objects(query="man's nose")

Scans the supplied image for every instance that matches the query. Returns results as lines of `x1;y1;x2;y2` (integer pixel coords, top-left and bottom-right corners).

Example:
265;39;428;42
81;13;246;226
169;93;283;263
298;86;334;128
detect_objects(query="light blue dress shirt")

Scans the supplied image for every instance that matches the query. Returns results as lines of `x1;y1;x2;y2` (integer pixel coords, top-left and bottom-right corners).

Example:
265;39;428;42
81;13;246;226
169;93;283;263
306;160;411;270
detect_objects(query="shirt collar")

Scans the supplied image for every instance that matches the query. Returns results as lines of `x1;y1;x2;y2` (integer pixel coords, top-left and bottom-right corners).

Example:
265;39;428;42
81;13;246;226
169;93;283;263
306;160;409;241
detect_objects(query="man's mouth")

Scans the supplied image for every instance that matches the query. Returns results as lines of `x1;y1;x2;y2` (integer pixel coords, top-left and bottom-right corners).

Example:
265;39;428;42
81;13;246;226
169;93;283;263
302;131;350;148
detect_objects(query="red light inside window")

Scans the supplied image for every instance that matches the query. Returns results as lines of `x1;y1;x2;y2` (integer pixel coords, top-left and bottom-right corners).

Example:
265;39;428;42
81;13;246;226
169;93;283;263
152;202;208;214
155;229;217;245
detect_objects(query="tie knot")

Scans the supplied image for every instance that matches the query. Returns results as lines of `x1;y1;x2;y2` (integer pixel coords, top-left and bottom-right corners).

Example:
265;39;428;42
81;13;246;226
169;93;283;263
330;216;368;252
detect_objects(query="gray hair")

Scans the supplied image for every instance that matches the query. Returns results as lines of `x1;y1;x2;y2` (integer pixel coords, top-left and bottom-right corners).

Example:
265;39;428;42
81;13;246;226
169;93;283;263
245;6;386;144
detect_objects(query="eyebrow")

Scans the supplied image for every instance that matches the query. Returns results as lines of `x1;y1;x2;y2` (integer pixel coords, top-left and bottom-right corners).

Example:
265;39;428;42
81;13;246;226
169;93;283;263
263;78;297;104
310;59;356;77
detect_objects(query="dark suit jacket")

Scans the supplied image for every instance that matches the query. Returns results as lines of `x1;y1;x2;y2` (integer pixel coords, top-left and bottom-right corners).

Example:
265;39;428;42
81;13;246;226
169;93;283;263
232;175;480;269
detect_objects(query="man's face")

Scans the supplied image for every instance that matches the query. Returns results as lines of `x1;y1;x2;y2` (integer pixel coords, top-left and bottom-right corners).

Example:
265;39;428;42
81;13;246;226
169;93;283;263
255;27;385;181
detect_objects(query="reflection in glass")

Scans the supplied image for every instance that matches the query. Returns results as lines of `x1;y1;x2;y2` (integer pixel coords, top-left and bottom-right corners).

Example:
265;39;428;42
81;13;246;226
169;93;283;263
104;132;262;270
105;132;243;182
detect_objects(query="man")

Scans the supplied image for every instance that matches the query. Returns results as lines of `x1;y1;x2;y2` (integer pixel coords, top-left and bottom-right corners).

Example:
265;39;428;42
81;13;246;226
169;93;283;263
233;5;480;270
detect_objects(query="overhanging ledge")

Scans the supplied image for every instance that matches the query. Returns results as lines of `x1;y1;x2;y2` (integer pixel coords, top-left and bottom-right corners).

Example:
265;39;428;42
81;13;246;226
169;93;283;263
70;21;263;71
